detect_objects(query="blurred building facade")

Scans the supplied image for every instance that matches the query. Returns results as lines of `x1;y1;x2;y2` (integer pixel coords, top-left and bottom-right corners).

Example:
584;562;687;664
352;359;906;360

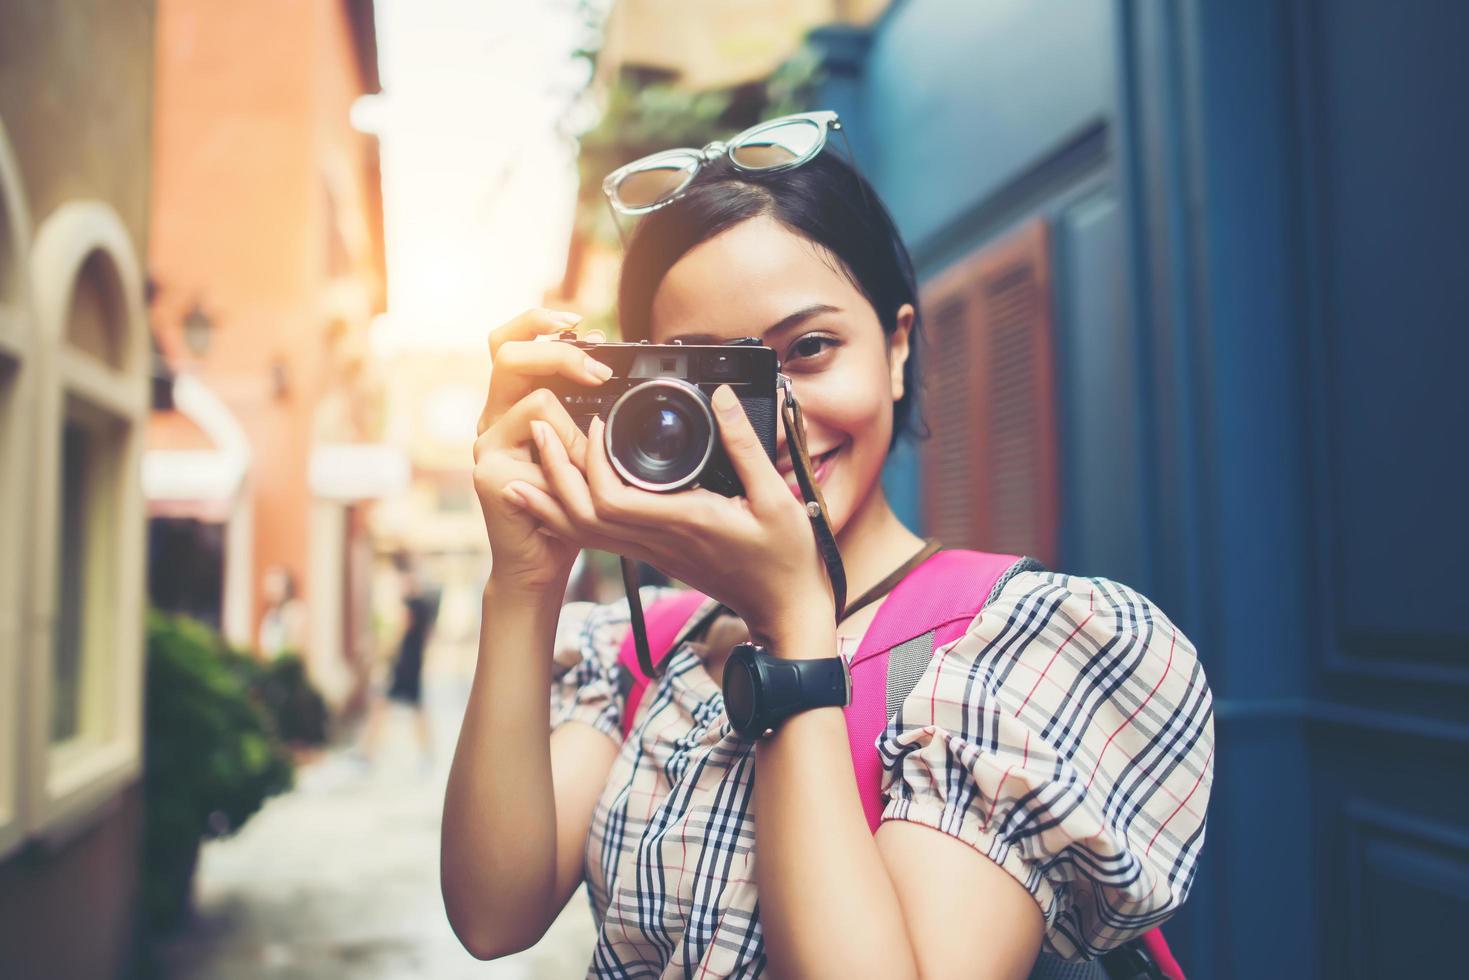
804;1;1468;977
0;2;157;976
145;0;395;708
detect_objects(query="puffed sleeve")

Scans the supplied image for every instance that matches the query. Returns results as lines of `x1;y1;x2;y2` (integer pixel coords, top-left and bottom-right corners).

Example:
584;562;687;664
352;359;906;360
878;572;1214;960
549;587;675;740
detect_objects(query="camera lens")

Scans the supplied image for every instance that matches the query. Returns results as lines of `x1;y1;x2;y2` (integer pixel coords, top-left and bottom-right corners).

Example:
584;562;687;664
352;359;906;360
636;407;688;462
605;380;715;492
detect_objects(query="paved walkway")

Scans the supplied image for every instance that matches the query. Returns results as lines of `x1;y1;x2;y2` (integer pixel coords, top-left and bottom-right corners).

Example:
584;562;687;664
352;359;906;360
154;666;598;979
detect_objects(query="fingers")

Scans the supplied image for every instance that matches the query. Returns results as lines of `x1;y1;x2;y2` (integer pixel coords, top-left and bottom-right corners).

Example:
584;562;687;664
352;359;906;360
710;385;786;508
487;308;581;357
476;388;589;469
531;417;642;538
473;455;554;509
583;415;633;509
502;479;658;566
494;339;613;386
501;479;580;542
479;335;612;434
532;418;593;519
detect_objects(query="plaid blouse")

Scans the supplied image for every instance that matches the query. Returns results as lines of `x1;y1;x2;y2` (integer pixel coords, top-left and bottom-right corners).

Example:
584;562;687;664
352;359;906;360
550;570;1214;977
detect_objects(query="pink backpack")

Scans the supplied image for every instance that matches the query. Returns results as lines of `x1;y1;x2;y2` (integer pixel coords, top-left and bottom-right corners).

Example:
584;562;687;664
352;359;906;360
615;550;1185;980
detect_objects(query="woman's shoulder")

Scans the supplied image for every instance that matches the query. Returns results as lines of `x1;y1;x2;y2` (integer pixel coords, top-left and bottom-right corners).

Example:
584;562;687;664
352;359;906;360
978;563;1192;649
928;561;1211;744
910;558;1210;752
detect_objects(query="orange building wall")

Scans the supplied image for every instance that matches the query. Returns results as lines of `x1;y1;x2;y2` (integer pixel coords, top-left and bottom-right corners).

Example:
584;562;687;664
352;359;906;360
149;0;383;644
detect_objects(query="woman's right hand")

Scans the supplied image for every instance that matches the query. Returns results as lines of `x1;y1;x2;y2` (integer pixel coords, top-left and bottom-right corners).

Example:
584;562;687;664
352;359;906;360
472;309;613;595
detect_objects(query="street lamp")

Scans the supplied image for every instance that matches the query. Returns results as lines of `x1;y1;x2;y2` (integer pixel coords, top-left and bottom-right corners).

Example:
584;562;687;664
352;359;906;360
182;300;215;358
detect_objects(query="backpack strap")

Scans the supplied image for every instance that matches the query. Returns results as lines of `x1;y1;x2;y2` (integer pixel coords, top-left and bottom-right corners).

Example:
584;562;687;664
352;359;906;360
616;590;713;741
843;549;1025;833
881;555;1050;719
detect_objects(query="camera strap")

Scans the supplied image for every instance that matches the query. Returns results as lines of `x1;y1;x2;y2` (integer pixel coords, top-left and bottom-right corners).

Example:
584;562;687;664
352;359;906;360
620;374;848;679
777;373;848;621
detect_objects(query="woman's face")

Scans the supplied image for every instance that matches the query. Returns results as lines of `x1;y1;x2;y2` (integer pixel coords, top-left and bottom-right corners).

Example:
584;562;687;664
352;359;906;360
647;215;913;535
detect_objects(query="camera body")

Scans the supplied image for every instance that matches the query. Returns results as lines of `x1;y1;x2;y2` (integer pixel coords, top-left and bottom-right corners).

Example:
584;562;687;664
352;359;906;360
546;334;779;497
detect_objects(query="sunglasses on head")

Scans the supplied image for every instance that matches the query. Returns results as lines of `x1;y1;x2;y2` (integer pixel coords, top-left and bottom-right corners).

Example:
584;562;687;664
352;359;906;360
600;110;867;229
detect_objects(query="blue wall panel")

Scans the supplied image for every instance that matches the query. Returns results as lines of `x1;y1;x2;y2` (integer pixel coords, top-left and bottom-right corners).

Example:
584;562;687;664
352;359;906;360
860;0;1116;254
1051;188;1151;586
1302;0;1469;661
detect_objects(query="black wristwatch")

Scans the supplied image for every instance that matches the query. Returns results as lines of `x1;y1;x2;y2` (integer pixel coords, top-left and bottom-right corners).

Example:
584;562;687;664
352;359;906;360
721;642;852;739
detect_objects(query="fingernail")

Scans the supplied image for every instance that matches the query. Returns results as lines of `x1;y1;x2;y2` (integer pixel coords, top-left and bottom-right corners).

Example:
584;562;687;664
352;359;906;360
585;357;613;381
712;384;737;413
501;483;527;507
530;420;548;448
551;310;582;324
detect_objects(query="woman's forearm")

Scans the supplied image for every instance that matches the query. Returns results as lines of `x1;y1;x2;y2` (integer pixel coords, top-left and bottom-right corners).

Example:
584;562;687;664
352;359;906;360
441;579;563;958
753;625;920;980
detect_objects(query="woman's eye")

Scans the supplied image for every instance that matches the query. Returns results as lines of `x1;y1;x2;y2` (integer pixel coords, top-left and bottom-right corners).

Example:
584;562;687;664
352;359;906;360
788;335;836;361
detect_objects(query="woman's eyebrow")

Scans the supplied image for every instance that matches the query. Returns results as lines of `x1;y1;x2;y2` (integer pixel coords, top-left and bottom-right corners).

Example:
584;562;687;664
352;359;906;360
763;303;841;341
666;304;841;346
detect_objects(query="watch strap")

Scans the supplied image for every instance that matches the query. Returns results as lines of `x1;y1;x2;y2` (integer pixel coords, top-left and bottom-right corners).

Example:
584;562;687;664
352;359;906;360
764;655;850;718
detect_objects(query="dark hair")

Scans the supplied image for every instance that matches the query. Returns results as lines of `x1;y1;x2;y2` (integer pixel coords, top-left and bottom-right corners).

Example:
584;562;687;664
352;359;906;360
616;148;925;448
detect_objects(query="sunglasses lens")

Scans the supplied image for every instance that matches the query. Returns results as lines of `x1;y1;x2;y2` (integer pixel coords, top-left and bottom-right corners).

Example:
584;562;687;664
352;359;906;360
730;119;825;169
614;160;697;210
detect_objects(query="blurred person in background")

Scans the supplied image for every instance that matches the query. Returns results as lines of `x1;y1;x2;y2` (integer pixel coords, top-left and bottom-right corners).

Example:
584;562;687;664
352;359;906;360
357;550;440;770
257;564;307;657
444;114;1212;978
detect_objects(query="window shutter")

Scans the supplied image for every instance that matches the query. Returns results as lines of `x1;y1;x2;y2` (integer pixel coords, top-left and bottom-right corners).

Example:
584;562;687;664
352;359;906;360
919;220;1059;567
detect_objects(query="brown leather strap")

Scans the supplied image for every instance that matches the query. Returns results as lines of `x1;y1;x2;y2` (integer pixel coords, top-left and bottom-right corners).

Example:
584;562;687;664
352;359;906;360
779;375;848;620
837;538;942;626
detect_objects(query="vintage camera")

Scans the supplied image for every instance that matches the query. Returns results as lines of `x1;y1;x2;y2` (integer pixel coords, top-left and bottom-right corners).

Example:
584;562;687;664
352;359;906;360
546;333;779;496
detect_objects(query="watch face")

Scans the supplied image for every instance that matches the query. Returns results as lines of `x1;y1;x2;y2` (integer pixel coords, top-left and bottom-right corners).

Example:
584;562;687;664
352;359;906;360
722;655;758;735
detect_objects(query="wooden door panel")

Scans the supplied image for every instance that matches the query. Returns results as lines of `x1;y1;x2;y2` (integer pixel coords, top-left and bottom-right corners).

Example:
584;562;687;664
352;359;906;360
919;220;1058;567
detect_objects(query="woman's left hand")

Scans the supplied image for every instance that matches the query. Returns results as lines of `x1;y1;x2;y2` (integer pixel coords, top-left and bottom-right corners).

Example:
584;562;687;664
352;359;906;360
503;384;833;647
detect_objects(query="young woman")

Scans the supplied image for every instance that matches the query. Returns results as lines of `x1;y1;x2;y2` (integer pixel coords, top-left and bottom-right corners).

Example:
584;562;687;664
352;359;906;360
443;113;1213;979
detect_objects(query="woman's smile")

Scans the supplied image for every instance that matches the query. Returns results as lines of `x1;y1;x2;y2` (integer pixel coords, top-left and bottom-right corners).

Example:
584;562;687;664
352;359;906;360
779;442;843;500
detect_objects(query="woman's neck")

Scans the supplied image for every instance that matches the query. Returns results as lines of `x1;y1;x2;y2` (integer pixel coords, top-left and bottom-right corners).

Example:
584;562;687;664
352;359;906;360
834;478;927;613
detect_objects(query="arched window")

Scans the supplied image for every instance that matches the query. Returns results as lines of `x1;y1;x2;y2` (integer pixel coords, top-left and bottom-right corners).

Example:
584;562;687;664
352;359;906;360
26;200;148;833
0;118;33;858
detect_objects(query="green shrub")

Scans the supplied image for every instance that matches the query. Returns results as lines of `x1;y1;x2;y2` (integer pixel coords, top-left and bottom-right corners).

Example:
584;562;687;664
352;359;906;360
222;648;330;747
142;611;294;931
